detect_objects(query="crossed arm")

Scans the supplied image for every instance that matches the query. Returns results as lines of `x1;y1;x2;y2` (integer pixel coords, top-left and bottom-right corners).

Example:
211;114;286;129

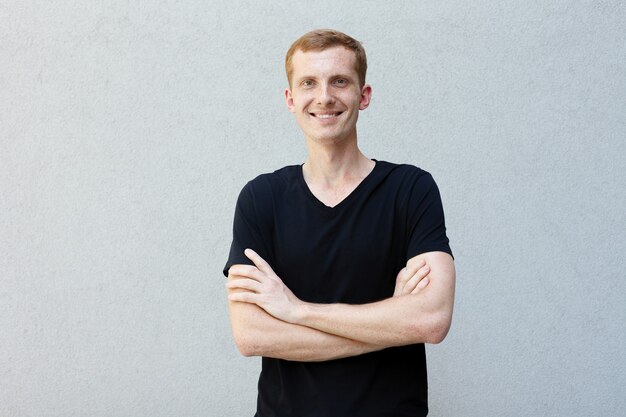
226;249;455;361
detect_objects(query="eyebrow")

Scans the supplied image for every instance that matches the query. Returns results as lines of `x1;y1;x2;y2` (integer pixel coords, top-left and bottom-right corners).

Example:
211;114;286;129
295;73;355;82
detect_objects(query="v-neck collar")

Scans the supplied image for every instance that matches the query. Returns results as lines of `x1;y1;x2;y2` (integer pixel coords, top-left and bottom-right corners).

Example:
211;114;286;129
298;159;380;213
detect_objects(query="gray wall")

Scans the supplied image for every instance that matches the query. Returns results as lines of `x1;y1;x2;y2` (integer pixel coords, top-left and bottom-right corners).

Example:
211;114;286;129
2;1;624;416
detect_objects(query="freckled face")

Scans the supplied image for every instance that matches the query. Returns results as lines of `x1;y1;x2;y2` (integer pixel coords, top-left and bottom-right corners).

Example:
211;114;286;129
285;47;371;145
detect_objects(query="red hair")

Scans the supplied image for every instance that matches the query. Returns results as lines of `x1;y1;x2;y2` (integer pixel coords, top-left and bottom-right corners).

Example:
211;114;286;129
285;29;368;88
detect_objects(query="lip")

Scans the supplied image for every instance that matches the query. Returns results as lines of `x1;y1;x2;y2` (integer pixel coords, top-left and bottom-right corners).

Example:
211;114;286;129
309;111;344;119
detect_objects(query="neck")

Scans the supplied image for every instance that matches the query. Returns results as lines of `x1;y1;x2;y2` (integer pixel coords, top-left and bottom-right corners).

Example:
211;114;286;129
303;136;373;187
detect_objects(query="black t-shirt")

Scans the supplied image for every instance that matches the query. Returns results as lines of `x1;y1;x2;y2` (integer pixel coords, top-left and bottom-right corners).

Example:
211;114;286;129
224;160;452;417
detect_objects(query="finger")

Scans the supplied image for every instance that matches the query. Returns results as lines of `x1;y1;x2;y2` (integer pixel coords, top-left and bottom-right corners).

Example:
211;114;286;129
226;278;262;293
394;267;408;295
406;258;426;275
244;248;272;273
397;260;423;284
402;264;430;294
411;277;430;294
228;291;259;304
398;259;425;287
394;259;425;296
228;264;263;281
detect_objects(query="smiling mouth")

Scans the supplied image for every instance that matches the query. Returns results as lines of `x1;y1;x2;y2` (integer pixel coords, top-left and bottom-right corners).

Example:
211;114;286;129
311;112;343;119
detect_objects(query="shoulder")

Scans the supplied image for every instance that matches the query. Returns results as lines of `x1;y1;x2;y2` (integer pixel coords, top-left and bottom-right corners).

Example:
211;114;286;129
373;161;443;213
243;164;300;195
236;164;301;211
375;160;436;188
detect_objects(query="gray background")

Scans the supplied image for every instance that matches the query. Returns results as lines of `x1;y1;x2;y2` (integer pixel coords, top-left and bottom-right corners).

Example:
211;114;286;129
2;1;625;416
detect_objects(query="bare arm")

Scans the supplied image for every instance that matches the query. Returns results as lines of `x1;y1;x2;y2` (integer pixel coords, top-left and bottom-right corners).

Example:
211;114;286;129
227;273;383;361
229;250;455;347
226;257;431;360
296;252;455;345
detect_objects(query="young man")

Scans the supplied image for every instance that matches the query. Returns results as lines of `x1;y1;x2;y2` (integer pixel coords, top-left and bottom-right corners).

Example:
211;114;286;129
223;29;455;417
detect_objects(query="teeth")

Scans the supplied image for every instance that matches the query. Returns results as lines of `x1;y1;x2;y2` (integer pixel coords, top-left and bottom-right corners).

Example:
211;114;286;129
317;113;338;119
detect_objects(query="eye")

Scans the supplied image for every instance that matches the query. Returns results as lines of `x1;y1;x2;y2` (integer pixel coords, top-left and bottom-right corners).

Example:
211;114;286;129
333;78;348;87
301;79;315;88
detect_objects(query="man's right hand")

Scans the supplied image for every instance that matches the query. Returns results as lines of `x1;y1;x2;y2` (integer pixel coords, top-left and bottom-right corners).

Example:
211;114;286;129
393;259;431;297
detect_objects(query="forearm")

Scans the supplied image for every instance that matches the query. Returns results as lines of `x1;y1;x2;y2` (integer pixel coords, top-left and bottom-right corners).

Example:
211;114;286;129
297;290;447;346
227;250;455;350
228;287;383;362
294;252;456;346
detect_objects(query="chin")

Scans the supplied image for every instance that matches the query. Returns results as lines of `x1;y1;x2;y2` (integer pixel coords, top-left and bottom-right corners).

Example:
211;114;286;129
307;133;351;145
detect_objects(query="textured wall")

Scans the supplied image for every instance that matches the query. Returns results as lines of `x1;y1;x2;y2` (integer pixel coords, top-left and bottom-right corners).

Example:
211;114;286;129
2;1;625;416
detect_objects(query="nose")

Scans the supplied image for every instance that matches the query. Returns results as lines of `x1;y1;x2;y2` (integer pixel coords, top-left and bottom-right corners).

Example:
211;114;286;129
316;83;335;105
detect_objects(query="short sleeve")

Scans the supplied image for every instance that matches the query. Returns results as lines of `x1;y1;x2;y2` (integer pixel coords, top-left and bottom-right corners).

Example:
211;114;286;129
222;182;273;277
405;172;453;260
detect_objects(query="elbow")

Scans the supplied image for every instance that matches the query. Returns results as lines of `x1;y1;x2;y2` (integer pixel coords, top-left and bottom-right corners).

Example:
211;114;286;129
235;339;255;357
426;312;452;344
232;329;262;357
426;319;451;344
232;326;263;357
407;312;452;345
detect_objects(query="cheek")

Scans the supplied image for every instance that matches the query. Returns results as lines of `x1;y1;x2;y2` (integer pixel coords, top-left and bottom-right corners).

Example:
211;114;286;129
295;97;315;112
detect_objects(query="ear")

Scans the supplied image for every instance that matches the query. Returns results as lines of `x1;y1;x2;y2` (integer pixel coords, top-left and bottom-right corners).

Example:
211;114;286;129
359;84;372;110
285;88;295;113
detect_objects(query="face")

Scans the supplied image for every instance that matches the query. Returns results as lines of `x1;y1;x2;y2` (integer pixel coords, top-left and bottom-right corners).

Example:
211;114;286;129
285;47;372;145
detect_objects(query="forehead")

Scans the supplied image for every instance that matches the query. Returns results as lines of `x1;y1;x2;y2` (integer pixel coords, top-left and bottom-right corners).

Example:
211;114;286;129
291;46;358;79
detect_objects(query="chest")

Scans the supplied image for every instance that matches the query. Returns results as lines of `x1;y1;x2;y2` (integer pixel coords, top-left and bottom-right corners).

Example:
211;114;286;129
270;196;406;304
305;181;362;208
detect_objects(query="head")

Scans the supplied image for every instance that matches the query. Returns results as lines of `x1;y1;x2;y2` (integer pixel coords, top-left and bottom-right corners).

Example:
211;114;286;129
284;40;372;146
285;29;368;89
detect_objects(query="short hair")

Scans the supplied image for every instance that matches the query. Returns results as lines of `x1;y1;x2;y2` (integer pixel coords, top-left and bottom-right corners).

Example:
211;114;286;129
285;29;368;88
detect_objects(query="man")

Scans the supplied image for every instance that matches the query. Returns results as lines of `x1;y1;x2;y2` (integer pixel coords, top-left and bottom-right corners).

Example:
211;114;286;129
223;29;455;417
